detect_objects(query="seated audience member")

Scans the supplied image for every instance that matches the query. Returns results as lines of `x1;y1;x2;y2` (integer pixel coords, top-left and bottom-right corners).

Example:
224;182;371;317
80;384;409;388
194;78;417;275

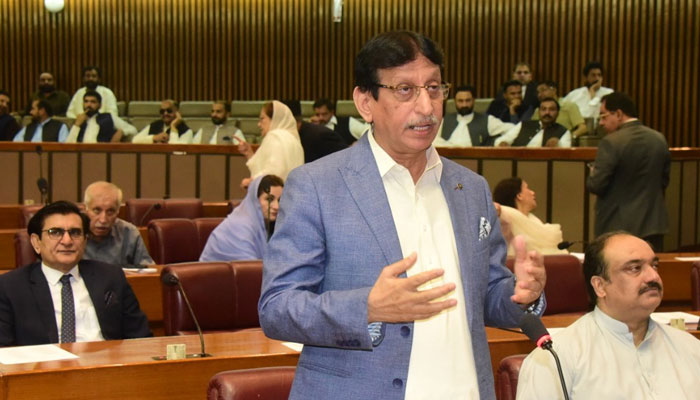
238;101;304;189
562;61;614;120
24;72;71;117
517;231;700;399
493;62;540;112
0;90;21;141
493;177;566;255
14;99;69;142
283;99;347;163
133;99;193;144
66;66;119;118
311;98;369;145
200;175;283;261
192;100;246;144
486;80;534;124
434;85;513;147
0;201;151;346
66;91;136;143
82;181;154;268
495;98;571;147
532;80;587;138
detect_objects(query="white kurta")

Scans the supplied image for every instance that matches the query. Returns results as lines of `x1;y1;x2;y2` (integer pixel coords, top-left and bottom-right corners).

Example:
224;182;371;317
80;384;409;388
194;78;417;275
65;113;137;142
562;86;614;119
517;307;700;400
368;131;480;399
495;122;572;147
66;85;119;118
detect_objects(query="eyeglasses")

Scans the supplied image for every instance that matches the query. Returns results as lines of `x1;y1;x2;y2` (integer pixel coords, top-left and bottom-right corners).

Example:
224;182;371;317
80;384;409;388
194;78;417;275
376;83;451;102
159;108;174;114
42;228;85;240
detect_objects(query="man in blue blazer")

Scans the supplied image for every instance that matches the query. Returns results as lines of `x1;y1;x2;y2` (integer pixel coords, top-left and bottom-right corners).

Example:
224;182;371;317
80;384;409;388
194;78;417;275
259;31;546;399
0;201;151;346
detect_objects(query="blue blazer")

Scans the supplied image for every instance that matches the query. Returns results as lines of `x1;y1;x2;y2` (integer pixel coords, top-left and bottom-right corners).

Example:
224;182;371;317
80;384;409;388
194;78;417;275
0;260;151;346
259;134;528;399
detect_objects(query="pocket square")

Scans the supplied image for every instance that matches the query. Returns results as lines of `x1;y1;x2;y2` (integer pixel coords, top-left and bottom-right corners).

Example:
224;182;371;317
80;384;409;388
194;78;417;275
479;217;491;240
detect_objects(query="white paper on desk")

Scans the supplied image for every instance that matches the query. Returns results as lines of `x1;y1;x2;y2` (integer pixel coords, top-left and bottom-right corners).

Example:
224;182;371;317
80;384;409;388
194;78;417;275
0;344;78;365
282;342;303;352
569;252;585;263
123;267;158;273
674;256;700;262
651;312;700;325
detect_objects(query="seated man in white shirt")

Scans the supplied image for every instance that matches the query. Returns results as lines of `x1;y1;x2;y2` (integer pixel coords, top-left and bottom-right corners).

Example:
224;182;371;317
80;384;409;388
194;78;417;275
192;100;246;145
517;231;700;400
311;98;369;145
0;201;151;346
495;98;571;147
562;61;614;120
66;91;136;143
66;66;119;118
13;99;69;142
132;99;193;144
434;85;513;147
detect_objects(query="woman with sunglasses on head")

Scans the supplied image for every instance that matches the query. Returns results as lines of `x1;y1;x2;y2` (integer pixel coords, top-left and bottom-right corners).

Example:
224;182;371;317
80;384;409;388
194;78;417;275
200;175;284;262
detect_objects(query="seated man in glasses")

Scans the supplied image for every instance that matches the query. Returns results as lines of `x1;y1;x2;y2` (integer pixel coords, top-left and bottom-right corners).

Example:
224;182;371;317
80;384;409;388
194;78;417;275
132;99;193;144
0;201;151;346
82;181;154;268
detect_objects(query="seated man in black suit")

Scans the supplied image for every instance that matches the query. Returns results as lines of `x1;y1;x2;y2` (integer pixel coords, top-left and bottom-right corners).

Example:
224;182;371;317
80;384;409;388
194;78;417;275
284;99;347;163
0;201;151;346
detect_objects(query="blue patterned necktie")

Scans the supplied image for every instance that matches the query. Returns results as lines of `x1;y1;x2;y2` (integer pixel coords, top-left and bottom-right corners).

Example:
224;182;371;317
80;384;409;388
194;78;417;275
60;274;76;343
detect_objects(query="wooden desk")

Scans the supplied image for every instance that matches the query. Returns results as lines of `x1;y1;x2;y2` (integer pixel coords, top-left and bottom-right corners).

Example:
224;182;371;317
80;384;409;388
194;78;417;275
124;267;164;335
0;330;299;400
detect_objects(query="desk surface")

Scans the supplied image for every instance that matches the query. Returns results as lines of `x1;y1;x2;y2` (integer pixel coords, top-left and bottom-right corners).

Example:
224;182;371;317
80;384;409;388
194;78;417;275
0;330;298;400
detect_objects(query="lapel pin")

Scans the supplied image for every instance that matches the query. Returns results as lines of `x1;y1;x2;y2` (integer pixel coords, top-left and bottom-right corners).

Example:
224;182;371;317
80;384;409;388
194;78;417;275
455;183;463;190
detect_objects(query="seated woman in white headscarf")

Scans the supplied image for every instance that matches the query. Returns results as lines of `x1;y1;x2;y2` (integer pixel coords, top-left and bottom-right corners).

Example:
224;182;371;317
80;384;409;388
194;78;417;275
238;100;304;189
493;177;567;256
200;174;284;261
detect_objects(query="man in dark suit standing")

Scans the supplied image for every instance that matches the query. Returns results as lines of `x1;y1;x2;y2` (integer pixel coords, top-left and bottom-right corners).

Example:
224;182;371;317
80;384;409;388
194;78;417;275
586;92;670;250
0;201;151;346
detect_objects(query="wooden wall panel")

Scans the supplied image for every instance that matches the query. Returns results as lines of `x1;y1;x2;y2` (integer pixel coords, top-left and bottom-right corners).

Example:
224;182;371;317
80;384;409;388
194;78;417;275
1;0;698;146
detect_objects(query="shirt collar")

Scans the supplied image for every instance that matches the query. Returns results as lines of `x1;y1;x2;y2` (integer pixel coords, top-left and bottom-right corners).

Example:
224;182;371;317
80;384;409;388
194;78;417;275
456;112;474;123
593;306;657;343
367;127;443;180
41;263;79;285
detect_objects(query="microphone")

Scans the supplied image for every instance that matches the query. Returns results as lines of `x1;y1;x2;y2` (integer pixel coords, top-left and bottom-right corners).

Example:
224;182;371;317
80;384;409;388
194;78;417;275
36;145;49;204
139;202;163;226
519;313;569;400
161;272;211;358
557;240;582;250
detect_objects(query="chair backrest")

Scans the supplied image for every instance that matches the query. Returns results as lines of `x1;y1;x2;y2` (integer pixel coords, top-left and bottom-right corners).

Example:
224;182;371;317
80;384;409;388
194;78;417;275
207;367;296;400
230;101;267;118
496;354;526;400
126;198;203;226
193;217;224;253
148;219;200;265
180;101;213;118
21;203;86;228
14;230;38;268
506;254;589;315
692;262;700;311
161;260;263;335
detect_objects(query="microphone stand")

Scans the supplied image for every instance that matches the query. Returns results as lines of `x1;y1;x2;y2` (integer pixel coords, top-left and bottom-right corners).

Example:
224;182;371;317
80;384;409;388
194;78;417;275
539;341;569;400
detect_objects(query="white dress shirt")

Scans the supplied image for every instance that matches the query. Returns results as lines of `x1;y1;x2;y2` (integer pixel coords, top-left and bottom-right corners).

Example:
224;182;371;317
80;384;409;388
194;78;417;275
367;131;480;399
133;124;194;144
495;122;572;147
13;118;69;142
435;113;515;147
41;264;104;343
326;115;370;140
66;113;137;143
66;85;119;118
517;307;700;400
562;86;614;119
